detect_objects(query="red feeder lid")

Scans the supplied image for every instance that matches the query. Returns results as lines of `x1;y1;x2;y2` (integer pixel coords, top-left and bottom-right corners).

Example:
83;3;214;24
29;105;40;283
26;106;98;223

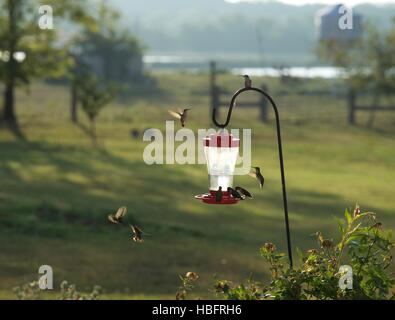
203;132;239;148
195;190;239;205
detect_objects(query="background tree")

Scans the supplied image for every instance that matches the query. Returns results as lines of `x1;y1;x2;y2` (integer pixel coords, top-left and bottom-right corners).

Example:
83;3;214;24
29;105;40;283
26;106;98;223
317;19;395;126
0;0;94;130
356;23;395;126
69;2;145;123
73;2;144;83
76;73;115;146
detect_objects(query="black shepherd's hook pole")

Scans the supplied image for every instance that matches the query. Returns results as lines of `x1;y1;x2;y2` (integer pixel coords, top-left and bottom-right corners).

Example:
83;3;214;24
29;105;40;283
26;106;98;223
213;86;293;268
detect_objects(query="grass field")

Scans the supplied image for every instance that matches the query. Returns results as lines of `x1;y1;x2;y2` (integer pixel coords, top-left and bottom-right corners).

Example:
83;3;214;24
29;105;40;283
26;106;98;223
0;72;394;299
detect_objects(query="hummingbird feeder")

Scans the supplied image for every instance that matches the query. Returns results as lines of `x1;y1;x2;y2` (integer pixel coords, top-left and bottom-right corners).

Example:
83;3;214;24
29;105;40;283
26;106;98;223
194;78;294;267
195;131;240;204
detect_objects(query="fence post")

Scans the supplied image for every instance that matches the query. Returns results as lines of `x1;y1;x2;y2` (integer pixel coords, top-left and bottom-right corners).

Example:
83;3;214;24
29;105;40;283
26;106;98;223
260;83;269;123
348;88;356;125
209;61;219;121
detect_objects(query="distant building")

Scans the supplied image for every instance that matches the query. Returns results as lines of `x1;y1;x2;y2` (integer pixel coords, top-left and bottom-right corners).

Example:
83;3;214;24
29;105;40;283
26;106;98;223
315;4;363;42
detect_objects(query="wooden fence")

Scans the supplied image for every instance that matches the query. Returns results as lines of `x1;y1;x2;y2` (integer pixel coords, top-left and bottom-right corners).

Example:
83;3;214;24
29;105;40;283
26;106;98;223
348;88;395;125
209;61;395;125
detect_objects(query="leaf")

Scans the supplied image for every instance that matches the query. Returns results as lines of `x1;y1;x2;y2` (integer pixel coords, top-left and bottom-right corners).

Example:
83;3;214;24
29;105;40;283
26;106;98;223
336;217;345;234
344;208;352;225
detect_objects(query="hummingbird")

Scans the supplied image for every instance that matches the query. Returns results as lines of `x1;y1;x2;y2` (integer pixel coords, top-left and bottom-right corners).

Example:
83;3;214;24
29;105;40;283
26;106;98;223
130;225;148;242
215;186;223;202
235;186;253;199
249;167;265;188
227;187;243;200
242;75;252;88
168;108;191;127
315;231;333;249
108;206;127;225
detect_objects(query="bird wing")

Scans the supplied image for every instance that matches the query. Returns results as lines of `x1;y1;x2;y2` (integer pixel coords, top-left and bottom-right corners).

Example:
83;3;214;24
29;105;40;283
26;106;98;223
243;188;253;198
115;206;127;219
108;214;118;224
231;188;242;198
248;172;257;179
257;173;265;188
236;187;253;198
131;225;142;237
168;110;181;119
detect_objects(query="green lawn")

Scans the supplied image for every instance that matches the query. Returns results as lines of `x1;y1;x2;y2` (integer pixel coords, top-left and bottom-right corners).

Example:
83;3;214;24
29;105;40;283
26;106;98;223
0;72;394;299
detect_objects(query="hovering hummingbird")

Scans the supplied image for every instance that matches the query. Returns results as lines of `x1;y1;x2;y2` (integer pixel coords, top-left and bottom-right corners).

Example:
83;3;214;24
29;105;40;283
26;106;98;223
315;231;333;249
249;167;265;188
227;187;243;200
215;186;223;202
130;225;148;242
235;186;253;199
108;206;127;225
168;108;191;127
242;75;252;88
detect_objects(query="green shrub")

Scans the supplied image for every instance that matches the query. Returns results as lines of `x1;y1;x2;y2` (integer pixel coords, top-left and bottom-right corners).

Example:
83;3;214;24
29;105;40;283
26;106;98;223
213;207;394;300
176;272;199;300
13;280;101;300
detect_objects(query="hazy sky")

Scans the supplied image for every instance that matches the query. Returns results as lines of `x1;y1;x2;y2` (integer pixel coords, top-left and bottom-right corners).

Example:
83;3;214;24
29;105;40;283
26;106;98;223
226;0;395;6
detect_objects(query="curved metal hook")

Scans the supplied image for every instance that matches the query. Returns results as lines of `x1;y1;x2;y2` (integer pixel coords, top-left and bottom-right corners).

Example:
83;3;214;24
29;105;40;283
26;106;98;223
212;87;279;128
211;86;293;267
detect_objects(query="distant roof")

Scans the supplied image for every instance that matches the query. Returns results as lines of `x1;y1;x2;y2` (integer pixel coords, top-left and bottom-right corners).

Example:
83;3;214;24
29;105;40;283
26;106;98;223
315;3;363;41
316;3;362;19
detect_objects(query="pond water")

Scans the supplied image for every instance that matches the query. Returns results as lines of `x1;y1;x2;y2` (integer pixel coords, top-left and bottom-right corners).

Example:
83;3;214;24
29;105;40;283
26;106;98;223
144;54;342;79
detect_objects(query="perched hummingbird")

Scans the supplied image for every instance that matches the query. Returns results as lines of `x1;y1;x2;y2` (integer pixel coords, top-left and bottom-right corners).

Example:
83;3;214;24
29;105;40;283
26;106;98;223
130;225;147;242
168;108;191;127
108;206;127;225
235;186;253;199
227;187;243;200
249;167;265;188
215;186;223;202
242;75;252;88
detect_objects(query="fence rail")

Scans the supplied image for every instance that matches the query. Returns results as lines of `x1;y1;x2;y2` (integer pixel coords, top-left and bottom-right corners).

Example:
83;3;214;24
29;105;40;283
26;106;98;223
209;62;395;125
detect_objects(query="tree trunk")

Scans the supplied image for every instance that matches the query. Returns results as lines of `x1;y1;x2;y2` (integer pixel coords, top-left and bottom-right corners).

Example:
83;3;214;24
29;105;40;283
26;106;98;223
71;81;78;123
90;118;97;147
2;0;18;128
3;81;16;127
